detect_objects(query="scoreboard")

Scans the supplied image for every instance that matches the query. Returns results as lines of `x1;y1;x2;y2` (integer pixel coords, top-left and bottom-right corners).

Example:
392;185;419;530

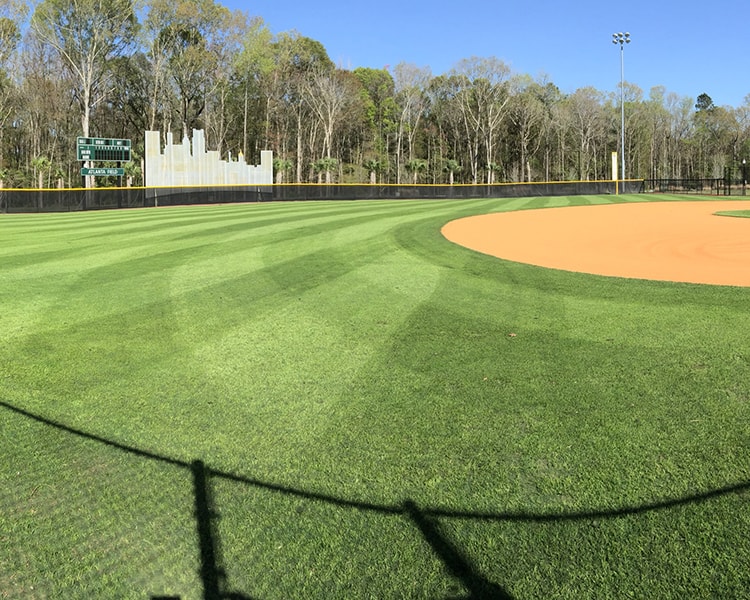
77;137;131;162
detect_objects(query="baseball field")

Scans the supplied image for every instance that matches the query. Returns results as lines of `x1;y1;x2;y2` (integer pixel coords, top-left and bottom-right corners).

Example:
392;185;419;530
1;194;749;598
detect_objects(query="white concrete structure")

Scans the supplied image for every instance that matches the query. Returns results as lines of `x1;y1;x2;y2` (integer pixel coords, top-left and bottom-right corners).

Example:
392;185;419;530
145;129;272;187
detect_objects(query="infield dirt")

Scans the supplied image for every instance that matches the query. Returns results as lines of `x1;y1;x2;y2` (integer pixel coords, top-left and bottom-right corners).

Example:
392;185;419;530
441;200;750;287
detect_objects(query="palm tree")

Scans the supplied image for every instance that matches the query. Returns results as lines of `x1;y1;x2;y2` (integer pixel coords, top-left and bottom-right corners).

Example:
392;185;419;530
123;159;141;187
53;166;66;188
313;157;338;183
405;158;427;184
31;156;51;189
487;162;501;184
273;158;293;183
443;159;461;185
363;158;382;184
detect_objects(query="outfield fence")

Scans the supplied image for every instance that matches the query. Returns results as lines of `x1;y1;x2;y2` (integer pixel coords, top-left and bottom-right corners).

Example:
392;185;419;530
0;180;646;213
644;178;724;195
644;177;750;196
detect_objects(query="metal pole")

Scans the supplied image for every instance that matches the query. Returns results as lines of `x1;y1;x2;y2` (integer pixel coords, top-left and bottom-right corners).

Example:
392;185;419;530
620;42;625;184
612;33;630;189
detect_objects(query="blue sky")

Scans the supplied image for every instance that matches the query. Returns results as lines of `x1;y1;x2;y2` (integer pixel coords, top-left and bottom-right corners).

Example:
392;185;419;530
224;0;749;108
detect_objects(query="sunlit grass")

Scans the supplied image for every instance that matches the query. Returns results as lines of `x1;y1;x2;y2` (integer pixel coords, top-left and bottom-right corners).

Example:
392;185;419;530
1;194;749;599
716;209;750;218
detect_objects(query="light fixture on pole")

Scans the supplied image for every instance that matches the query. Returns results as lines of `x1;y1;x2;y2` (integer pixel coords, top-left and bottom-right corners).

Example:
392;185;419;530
612;32;630;186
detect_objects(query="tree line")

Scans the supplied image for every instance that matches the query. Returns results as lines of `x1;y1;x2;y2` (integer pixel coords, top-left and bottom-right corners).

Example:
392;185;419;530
1;0;749;189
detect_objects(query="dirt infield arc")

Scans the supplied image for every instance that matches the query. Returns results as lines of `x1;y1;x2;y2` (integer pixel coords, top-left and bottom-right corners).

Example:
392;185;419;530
442;200;750;287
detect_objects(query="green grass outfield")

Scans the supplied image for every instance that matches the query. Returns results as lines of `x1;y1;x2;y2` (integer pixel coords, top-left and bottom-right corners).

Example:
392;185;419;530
1;194;749;599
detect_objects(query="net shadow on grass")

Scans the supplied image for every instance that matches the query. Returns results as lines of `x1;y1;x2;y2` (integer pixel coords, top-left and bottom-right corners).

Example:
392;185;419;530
3;399;749;599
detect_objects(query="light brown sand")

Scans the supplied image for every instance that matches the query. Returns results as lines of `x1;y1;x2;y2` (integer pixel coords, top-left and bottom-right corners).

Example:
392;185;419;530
441;201;750;287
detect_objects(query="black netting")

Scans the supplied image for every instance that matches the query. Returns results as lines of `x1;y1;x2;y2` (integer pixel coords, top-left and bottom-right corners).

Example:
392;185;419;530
1;188;148;213
2;181;651;213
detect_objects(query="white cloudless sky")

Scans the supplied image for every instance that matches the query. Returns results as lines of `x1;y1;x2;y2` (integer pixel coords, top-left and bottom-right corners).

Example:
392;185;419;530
222;0;749;108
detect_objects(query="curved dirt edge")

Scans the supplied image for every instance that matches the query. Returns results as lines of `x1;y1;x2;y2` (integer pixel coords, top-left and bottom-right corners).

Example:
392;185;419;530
441;200;750;287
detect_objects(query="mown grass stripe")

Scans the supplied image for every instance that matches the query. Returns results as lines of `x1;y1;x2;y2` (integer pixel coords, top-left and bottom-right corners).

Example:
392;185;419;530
1;194;749;599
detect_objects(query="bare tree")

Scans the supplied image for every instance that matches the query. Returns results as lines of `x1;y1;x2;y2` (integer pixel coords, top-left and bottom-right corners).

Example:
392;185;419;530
508;75;550;181
393;62;431;184
564;87;607;180
19;36;76;176
235;16;273;158
303;68;362;182
303;68;346;161
146;0;233;141
665;93;694;178
203;8;245;157
0;1;26;171
450;57;511;183
268;32;333;182
141;7;172;131
31;0;137;138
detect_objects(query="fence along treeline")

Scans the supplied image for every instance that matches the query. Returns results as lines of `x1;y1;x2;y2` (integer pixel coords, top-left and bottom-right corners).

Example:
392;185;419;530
1;0;750;190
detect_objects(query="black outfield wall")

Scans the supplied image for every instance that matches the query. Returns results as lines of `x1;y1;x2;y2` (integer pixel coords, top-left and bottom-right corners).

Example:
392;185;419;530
1;180;646;213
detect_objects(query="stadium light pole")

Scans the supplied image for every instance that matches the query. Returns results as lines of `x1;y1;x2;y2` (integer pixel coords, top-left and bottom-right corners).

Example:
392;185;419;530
612;32;630;186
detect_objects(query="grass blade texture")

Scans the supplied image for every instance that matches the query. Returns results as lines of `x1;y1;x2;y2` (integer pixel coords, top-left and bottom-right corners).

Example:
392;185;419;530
1;194;749;599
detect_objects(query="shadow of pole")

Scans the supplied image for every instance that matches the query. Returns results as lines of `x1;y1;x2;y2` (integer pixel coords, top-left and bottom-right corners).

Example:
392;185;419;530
404;500;513;600
192;460;223;600
192;460;253;600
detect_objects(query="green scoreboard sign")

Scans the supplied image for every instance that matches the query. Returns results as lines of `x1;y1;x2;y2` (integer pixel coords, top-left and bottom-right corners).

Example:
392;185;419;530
77;137;131;162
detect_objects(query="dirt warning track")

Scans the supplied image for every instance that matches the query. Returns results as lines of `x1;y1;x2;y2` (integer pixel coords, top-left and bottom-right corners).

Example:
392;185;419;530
441;200;750;287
